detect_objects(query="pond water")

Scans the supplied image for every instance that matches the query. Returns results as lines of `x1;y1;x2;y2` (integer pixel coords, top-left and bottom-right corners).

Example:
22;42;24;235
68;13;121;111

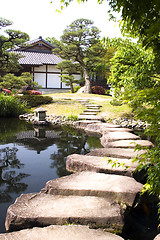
0;118;102;233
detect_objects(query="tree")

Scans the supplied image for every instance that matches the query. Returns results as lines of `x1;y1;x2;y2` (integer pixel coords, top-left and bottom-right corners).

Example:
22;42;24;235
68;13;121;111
108;38;160;198
57;60;81;93
53;0;160;59
48;18;106;93
0;17;29;76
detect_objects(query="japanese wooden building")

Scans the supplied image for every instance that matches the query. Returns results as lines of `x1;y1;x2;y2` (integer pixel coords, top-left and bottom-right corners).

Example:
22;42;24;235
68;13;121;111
12;36;81;90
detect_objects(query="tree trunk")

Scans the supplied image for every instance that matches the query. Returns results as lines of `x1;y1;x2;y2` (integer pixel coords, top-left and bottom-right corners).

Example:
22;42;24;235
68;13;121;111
83;66;91;93
69;80;74;93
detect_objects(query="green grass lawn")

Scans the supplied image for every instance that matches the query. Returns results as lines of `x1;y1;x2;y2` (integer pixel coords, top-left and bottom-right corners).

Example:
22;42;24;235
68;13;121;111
41;93;132;120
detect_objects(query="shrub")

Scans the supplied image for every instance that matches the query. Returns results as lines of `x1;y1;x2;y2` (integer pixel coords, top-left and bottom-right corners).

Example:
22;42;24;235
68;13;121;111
0;94;27;117
3;89;12;95
16;95;53;107
73;86;81;93
92;86;105;95
23;90;41;95
110;98;123;106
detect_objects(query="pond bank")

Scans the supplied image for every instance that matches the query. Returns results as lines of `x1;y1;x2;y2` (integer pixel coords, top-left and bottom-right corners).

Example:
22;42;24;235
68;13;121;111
0;114;159;240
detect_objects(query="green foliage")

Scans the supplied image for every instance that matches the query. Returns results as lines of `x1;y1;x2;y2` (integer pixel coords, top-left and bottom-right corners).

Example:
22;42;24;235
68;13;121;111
110;98;123;106
109;38;160;197
0;72;41;91
66;115;78;121
16;95;53;107
0;94;27;117
0;17;29;76
73;85;81;92
57;60;81;93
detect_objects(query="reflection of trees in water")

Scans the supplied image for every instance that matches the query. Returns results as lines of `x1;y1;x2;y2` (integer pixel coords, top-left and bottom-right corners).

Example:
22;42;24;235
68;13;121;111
50;128;89;177
0;147;29;203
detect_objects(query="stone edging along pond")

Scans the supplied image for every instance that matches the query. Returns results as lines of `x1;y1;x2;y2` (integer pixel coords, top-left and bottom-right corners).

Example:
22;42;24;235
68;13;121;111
1;113;160;240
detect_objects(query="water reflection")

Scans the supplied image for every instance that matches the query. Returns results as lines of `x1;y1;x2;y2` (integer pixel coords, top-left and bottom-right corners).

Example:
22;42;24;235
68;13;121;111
0;119;102;233
0;147;29;203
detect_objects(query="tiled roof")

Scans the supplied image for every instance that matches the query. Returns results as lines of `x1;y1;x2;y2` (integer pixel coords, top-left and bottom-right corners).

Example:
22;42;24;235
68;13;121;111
11;51;63;66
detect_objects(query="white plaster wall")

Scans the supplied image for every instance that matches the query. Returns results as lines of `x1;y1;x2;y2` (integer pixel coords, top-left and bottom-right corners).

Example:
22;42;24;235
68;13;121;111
62;74;81;88
34;65;46;72
48;65;61;73
62;82;70;88
73;74;81;81
34;73;46;88
47;74;61;88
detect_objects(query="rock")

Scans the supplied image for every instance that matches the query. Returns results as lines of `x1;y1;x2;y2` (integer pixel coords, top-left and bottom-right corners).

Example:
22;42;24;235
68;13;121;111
66;154;138;177
78;115;104;121
85;105;102;108
101;132;140;142
43;172;142;206
101;139;154;148
0;225;124;240
79;112;97;115
5;193;123;232
84;109;100;112
154;234;160;240
87;147;146;159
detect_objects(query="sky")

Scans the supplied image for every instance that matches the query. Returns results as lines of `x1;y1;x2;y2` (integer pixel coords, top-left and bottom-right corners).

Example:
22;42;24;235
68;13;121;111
0;0;122;41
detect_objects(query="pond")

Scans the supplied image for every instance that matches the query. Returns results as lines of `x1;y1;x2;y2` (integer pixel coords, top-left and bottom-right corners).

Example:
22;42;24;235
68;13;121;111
0;118;102;233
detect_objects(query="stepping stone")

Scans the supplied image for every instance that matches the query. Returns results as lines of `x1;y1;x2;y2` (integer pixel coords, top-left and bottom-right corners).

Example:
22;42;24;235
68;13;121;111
87;147;146;159
154;234;160;240
43;172;142;206
101;131;140;142
74;121;102;129
79;112;97;115
85;124;132;135
102;139;154;148
0;225;124;240
84;109;100;112
78;115;104;121
5;193;124;232
85;105;102;108
66;154;138;177
101;128;133;133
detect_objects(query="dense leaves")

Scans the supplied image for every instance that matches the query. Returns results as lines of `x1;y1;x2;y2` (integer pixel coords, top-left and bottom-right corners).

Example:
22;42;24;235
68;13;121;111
0;17;29;76
47;18;106;93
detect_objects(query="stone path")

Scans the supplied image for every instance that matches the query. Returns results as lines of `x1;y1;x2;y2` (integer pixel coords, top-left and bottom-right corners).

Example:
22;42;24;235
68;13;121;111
1;104;156;239
78;102;105;121
0;225;124;240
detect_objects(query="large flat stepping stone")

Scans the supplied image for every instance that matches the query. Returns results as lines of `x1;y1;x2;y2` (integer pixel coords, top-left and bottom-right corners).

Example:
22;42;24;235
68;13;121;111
0;225;124;240
43;172;142;206
74;121;121;130
66;154;138;177
5;193;123;232
102;139;154;148
87;147;145;159
154;234;160;240
78;115;104;121
85;124;132;134
101;131;140;142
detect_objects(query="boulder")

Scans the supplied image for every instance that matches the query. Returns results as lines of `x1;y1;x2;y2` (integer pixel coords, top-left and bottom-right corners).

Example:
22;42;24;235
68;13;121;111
154;234;160;240
87;148;145;159
101;131;140;142
5;193;124;232
0;225;124;240
43;172;142;206
101;139;153;148
77;115;104;121
66;154;138;177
